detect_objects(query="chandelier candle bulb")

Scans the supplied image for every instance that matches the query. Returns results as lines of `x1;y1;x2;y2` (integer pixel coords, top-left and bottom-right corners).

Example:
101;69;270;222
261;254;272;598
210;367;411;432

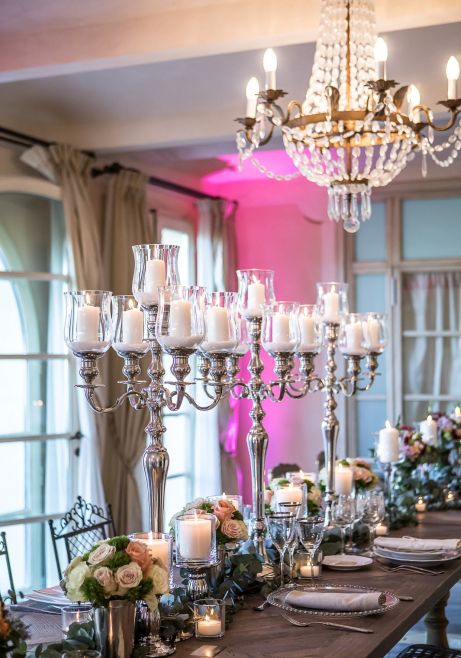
374;37;388;80
378;421;400;463
76;304;100;343
446;56;460;100
263;48;277;90
334;464;353;496
245;77;260;118
247;281;266;317
144;259;166;304
407;85;421;123
420;415;438;446
122;307;144;347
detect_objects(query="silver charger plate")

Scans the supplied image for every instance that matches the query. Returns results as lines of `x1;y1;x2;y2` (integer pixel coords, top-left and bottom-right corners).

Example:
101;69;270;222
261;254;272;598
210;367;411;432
266;583;399;618
374;548;460;568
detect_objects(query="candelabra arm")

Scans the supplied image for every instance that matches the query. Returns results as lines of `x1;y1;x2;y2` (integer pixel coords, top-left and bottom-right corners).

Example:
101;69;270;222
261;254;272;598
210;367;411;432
229;380;251;400
83;387;145;414
265;353;295;402
321;323;340;526
339;355;363;397
357;353;379;391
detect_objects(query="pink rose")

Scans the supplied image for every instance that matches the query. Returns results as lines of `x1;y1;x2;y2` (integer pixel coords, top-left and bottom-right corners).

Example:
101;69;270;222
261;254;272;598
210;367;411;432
213;499;235;522
88;542;116;566
93;566;117;594
221;518;248;540
115;562;143;589
264;489;273;505
126;541;151;572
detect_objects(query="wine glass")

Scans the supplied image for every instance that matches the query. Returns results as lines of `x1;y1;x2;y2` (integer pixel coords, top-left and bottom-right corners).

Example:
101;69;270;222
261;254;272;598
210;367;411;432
297;516;324;586
279;502;302;580
266;512;296;586
331;495;356;555
356;490;385;554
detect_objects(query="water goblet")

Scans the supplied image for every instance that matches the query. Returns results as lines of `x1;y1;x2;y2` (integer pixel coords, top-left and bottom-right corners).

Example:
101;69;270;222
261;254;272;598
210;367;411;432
356;490;385;554
297;515;324;586
279;502;302;580
331;495;356;555
266;512;296;586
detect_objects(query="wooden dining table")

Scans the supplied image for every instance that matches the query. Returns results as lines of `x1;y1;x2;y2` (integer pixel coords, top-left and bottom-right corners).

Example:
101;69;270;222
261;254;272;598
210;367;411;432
20;510;461;658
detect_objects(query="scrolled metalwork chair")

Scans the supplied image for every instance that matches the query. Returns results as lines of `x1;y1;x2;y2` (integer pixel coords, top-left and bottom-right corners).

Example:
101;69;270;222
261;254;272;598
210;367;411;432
0;531;21;604
48;495;116;579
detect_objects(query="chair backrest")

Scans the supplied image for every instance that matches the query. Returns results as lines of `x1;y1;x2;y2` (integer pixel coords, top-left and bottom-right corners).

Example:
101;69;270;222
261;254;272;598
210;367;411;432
0;531;18;604
48;496;116;580
270;463;302;479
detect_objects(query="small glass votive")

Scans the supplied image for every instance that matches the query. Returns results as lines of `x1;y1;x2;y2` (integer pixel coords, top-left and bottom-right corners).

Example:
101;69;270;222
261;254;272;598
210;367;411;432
132;243;180;308
294;550;322;580
415;496;427;513
194;599;225;639
273;482;307;515
61;604;93;636
201;292;239;354
175;512;217;566
315;282;349;324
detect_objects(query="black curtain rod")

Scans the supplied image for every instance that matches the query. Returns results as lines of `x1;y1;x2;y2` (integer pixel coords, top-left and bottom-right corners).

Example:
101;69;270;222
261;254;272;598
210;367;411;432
92;162;237;206
0;126;95;156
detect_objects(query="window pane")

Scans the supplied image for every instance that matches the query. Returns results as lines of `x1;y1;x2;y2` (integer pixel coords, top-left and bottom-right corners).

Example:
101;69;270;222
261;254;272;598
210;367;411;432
0;279;68;354
403;336;461;397
402;197;461;260
0;359;71;436
402;272;461;332
164;476;189;529
403;400;459;426
0;194;67;275
161;227;191;284
163;414;189;476
355;273;386;314
356;399;387;457
354;202;386;262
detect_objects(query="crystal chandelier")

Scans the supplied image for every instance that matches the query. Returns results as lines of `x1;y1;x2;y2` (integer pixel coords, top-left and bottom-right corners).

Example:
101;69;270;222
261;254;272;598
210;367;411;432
236;0;461;232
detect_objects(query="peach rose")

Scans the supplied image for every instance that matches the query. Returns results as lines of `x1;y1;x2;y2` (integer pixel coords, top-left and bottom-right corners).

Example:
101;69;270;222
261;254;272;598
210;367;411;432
213;499;235;522
126;541;151;571
221;518;248;540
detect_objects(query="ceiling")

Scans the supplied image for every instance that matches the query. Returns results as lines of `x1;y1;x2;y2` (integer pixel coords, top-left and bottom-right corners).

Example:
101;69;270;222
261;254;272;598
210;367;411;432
0;1;460;182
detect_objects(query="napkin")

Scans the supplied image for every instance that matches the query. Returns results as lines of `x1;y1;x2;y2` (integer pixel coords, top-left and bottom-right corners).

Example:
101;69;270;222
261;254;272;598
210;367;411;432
374;536;461;552
285;590;385;612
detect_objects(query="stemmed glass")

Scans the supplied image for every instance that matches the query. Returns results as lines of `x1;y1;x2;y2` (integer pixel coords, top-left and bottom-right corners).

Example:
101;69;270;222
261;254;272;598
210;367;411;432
266;512;297;586
279;502;302;580
356;490;385;554
297;516;324;586
331;495;356;555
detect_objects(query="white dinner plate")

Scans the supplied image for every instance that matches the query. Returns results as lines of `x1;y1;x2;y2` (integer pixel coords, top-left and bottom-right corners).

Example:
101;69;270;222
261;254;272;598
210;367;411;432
322;555;373;571
373;548;460;568
374;545;449;561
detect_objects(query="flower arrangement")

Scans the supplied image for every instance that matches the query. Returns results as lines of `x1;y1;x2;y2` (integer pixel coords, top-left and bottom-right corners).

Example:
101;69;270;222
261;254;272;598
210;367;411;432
0;596;28;657
265;477;322;514
170;498;248;544
63;535;169;611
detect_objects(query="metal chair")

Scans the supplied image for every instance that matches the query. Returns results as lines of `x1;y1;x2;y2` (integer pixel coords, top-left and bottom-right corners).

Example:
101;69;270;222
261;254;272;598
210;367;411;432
48;495;116;579
0;531;20;604
396;645;461;658
270;463;302;479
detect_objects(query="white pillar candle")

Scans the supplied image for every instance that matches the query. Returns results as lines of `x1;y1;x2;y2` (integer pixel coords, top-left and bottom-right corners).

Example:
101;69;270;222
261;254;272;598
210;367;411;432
178;516;211;560
364;315;380;351
420;415;438;446
221;492;241;510
246;282;265;317
143;259;166;304
169;299;192;338
77;305;100;342
378;421;400;463
375;523;388;536
273;313;290;343
275;483;303;505
334;464;353;496
122;307;144;346
298;315;317;351
415;497;427;513
197;616;222;636
344;321;365;355
206;306;230;342
145;534;170;570
323;290;340;323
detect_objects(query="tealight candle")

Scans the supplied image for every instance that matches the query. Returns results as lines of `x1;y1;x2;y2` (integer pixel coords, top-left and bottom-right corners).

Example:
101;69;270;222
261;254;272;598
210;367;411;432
415;497;427;513
194;600;225;639
375;523;388;536
334;464;353;496
300;561;320;578
197;614;222;637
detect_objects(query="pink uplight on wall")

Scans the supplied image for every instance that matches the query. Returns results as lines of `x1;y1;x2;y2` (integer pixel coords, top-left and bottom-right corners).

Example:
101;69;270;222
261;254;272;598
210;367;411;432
203;150;299;185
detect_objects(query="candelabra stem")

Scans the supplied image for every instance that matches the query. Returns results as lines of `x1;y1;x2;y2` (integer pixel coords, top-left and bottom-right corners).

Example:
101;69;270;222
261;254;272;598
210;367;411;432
143;307;168;534
322;323;340;527
246;317;269;561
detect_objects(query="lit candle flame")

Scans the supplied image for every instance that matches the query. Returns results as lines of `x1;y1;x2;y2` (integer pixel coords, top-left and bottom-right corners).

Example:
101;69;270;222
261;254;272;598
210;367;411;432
385;420;392;430
427;414;432;423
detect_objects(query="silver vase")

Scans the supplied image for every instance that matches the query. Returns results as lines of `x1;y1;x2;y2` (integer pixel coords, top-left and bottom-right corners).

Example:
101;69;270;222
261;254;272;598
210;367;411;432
94;600;136;658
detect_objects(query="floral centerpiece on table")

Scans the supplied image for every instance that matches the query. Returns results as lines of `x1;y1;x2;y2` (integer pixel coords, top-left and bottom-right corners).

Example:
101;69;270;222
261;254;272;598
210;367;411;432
265;477;322;514
63;535;169;611
169;498;248;544
318;458;378;493
0;596;28;657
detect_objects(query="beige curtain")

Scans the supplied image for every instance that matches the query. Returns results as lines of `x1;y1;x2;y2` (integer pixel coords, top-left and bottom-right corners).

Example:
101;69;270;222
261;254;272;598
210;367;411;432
101;170;156;534
20;144;106;509
196;198;239;494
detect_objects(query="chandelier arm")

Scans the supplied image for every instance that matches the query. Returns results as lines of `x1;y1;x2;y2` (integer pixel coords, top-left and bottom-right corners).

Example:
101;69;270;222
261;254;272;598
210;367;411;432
414;104;461;133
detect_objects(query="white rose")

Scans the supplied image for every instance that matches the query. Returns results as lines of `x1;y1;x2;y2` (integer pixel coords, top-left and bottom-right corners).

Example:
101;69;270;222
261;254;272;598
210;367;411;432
148;564;169;595
93;566;117;595
115;562;143;589
144;592;159;612
88;543;116;566
64;555;83;577
66;562;90;602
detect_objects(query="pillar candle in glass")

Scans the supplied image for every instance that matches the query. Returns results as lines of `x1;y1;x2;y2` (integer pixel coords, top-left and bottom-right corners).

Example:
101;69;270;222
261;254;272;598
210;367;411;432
236;269;275;320
316;282;348;324
334;463;354;496
64;290;112;354
274;482;305;509
156;286;206;351
132;244;180;308
377;421;400;463
128;532;172;573
339;313;366;357
363;313;388;354
262;302;299;353
420;415;438;446
415;497;427;513
112;295;148;355
296;304;320;353
201;291;239;354
175;512;216;565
